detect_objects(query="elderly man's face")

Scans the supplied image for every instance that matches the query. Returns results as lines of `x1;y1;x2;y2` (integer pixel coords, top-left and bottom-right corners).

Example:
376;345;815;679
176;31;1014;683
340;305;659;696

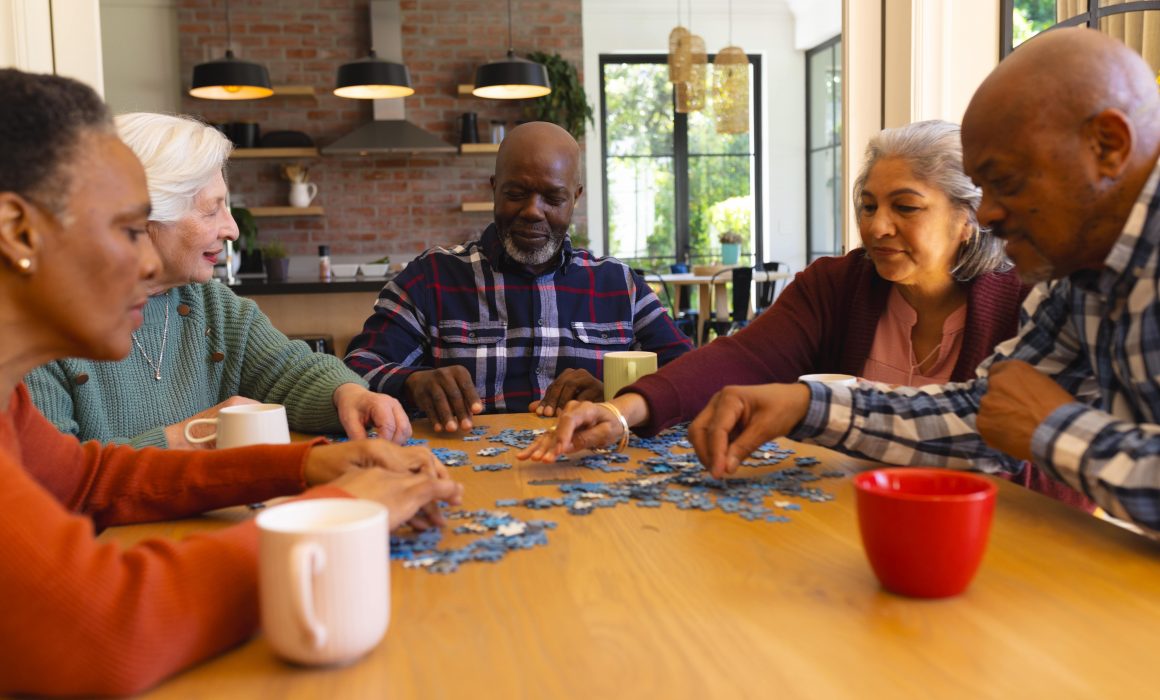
963;114;1106;284
491;149;580;269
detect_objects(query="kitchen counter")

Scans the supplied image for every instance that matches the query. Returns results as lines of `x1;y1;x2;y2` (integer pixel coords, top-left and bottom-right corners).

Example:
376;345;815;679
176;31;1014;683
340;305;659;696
228;274;393;296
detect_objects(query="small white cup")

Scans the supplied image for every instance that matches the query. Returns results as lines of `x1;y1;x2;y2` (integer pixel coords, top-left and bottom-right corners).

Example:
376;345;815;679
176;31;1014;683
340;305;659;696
797;373;858;387
289;182;318;208
603;350;659;401
257;499;390;667
183;403;291;448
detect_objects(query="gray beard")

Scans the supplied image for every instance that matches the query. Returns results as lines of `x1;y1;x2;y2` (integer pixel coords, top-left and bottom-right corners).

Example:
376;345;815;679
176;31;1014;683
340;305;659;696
499;228;567;267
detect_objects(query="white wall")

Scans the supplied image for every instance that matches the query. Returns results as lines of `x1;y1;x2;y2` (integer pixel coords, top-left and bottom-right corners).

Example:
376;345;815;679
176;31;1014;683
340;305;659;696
0;0;105;93
582;0;825;272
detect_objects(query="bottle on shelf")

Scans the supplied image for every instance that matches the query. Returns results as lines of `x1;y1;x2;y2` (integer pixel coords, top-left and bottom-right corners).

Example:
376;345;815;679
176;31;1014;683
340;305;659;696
318;245;332;281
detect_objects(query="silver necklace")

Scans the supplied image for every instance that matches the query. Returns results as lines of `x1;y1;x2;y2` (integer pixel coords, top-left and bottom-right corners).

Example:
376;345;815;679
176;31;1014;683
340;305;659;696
131;302;170;381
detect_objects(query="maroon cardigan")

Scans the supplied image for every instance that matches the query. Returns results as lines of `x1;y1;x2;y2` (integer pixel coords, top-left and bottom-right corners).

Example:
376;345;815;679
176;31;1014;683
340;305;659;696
628;249;1027;436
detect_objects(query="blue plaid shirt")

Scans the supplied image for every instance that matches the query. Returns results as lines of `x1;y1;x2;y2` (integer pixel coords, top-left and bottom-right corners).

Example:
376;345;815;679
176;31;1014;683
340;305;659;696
793;161;1160;534
345;224;692;413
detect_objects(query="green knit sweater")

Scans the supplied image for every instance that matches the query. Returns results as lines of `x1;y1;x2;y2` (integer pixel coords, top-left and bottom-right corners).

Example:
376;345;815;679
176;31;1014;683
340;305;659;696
25;282;368;448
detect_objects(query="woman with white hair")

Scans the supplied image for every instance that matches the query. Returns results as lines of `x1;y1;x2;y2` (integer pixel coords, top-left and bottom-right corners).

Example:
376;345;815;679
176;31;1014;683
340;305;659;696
26;112;411;447
521;120;1090;509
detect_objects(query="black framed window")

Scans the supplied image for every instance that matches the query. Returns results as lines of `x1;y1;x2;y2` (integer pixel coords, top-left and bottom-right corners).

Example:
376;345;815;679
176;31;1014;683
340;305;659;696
806;36;842;262
599;54;763;270
1002;0;1160;70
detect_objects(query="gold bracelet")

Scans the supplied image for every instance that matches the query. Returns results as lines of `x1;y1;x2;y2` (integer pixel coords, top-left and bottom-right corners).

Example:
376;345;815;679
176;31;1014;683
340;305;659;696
598;401;631;453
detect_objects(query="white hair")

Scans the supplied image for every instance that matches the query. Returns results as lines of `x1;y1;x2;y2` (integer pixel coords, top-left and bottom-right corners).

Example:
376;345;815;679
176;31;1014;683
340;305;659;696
114;112;232;223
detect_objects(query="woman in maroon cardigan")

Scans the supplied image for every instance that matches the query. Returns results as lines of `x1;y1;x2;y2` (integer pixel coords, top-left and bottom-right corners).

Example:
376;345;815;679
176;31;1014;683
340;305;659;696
521;120;1089;509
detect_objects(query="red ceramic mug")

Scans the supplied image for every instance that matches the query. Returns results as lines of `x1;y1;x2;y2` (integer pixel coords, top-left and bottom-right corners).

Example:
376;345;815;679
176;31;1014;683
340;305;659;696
853;468;997;598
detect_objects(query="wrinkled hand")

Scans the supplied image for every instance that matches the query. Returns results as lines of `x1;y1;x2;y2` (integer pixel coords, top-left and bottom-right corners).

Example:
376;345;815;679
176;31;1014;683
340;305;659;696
518;393;649;462
529;368;604;417
333;382;412;444
404;366;482;432
978;360;1074;462
165;396;261;449
689;383;811;478
304;440;463;530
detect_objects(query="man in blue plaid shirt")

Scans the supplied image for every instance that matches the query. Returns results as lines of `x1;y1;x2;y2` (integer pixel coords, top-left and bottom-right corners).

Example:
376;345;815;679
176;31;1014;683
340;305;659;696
345;122;692;431
686;28;1160;535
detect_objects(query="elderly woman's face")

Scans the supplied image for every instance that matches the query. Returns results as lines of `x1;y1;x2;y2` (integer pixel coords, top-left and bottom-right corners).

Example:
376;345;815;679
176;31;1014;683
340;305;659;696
858;157;970;289
148;170;238;290
31;133;157;360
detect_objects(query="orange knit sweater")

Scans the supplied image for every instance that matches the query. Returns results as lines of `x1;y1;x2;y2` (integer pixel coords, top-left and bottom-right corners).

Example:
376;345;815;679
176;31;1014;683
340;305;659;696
0;384;347;696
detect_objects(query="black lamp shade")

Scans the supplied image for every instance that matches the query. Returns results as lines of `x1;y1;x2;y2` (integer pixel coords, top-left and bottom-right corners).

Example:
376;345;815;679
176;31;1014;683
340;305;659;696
189;50;273;100
472;50;551;99
334;52;415;99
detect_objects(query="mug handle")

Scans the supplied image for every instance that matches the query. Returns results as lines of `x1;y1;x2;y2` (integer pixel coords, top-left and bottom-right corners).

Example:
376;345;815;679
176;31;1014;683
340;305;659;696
184;417;219;445
290;541;328;650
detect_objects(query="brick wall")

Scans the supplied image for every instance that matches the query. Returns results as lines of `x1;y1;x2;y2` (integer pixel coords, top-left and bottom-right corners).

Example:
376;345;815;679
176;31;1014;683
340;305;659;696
177;0;584;258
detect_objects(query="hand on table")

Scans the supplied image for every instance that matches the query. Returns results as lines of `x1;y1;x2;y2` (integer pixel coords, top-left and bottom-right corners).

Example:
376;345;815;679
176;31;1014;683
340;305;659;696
518;393;649;462
689;383;811;478
529;368;603;417
333;382;412;444
978;360;1074;462
164;396;260;449
304;440;463;530
403;366;482;433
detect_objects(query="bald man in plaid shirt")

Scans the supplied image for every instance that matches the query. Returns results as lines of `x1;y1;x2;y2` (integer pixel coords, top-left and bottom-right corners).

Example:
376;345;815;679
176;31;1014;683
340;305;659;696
345;123;692;431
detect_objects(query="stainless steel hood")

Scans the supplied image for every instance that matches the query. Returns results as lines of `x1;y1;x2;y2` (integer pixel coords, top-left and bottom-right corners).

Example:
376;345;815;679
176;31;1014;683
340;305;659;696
321;0;455;155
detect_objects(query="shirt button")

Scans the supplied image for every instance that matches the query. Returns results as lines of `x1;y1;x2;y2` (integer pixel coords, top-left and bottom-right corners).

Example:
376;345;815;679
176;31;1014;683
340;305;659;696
177;304;191;317
74;373;89;385
468;332;476;338
537;318;544;326
211;351;225;363
601;332;609;339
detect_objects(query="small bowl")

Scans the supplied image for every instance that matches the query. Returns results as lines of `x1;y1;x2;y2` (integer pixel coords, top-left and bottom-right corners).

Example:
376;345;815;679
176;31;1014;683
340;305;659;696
331;263;360;277
359;263;389;277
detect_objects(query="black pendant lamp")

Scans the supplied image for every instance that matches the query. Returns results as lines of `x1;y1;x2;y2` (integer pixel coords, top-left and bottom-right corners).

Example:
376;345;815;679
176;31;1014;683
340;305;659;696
472;0;551;99
189;0;273;100
334;50;414;99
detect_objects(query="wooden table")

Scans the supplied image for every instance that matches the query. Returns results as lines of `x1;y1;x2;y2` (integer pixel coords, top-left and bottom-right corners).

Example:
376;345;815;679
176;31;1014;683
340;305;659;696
657;268;792;344
101;414;1160;698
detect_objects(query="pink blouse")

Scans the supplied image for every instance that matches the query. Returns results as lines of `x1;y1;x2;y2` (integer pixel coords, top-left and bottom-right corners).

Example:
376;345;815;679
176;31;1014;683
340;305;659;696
861;286;967;386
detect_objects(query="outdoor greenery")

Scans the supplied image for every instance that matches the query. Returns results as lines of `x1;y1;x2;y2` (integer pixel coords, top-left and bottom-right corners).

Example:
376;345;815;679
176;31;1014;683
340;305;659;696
603;61;754;271
1013;0;1057;47
524;52;595;141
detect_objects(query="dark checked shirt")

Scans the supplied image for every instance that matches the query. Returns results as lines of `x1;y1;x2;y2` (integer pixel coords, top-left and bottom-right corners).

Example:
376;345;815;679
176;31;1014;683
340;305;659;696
345;224;692;413
791;161;1160;536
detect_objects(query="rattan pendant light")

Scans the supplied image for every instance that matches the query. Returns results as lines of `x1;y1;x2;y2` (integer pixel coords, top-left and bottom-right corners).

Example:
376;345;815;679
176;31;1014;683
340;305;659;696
712;1;749;133
668;0;690;83
676;26;706;114
189;0;273;100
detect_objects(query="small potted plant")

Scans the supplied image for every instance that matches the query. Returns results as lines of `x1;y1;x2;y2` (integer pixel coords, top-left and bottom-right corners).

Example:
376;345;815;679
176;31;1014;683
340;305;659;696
262;240;290;282
718;230;745;265
231;206;262;273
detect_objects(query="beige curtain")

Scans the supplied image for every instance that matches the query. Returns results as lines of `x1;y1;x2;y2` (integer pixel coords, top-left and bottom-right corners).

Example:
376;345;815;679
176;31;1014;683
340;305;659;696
1071;1;1160;74
1057;0;1086;21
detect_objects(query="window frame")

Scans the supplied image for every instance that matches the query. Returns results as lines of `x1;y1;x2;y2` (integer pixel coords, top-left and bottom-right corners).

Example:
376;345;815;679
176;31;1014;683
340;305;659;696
1000;0;1160;57
805;35;843;263
597;53;764;267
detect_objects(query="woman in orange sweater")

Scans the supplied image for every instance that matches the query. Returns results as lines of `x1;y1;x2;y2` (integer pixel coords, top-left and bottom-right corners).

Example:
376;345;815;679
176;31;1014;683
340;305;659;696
0;69;462;697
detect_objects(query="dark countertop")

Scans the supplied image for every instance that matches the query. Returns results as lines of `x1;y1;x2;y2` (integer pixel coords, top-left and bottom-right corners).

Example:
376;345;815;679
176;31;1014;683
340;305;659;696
229;275;393;296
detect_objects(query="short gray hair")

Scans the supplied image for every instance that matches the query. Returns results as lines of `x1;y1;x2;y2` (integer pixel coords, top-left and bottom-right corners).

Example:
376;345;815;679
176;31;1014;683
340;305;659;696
853;119;1010;281
114;112;232;223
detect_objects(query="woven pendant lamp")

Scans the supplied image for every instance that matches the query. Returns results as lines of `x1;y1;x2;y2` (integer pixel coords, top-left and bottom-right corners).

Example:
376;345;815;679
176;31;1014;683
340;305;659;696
668;0;690;83
713;46;749;133
676;33;707;113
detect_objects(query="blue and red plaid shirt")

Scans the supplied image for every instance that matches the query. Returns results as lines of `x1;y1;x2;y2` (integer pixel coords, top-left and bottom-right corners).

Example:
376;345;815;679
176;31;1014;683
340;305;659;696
344;224;692;413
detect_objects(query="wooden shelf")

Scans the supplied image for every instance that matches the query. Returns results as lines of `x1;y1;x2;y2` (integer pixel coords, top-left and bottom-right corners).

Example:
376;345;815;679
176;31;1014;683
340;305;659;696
459;143;500;154
460;201;492;213
250;206;325;218
272;85;315;96
230;148;319;160
457;84;475;95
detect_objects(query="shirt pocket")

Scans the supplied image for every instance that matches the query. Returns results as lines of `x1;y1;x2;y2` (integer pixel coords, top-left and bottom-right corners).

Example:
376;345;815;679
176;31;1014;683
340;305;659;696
571;321;632;346
436;320;507;346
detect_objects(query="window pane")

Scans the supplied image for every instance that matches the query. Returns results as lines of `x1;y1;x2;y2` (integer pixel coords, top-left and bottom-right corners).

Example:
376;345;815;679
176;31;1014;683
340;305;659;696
808;47;839;147
607;155;676;264
604;64;674;157
689;154;754;264
1013;1;1065;47
809;148;841;260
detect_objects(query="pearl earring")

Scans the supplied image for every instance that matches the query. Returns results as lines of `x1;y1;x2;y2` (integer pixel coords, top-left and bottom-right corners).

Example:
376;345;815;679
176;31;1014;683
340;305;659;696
16;258;31;271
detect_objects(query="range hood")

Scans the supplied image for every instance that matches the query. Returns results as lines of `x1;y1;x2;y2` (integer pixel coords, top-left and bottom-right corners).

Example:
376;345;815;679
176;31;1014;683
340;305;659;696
322;0;455;155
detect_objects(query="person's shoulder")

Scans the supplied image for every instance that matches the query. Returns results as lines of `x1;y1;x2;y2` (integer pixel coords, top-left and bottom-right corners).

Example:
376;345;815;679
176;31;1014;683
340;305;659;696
969;266;1028;301
797;249;874;284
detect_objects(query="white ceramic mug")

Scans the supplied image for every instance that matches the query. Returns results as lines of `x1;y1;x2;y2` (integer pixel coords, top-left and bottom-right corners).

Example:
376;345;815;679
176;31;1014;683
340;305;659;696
603;350;659;401
183;403;291;448
797;373;858;387
257;499;390;666
289;182;318;208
